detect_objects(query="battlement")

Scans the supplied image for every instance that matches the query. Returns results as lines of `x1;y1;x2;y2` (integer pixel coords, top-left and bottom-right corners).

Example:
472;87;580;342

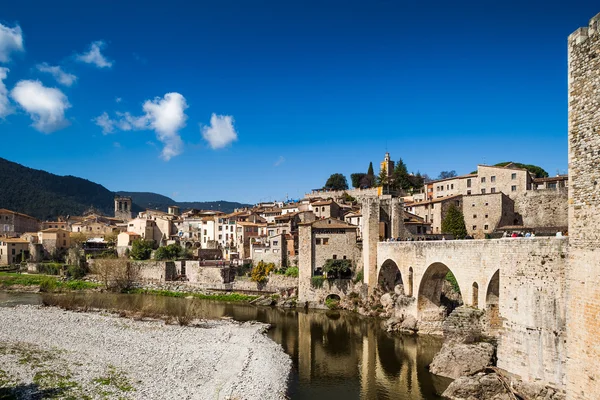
569;12;600;45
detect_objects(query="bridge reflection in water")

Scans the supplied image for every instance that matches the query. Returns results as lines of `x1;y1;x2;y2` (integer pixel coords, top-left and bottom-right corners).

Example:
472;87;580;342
25;292;451;400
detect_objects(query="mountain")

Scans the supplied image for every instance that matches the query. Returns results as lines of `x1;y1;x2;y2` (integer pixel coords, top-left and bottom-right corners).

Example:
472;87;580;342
0;157;251;220
116;192;251;214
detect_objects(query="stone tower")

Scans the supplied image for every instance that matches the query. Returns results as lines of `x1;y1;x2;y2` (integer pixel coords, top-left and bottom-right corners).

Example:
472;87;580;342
566;12;600;400
380;152;394;178
114;196;132;221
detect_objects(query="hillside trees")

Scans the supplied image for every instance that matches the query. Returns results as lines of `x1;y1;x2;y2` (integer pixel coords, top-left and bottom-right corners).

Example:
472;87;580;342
324;173;349;191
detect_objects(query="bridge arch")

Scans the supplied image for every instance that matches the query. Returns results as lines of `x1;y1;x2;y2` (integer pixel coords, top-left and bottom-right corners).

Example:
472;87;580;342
378;259;403;293
486;269;501;329
417;262;463;322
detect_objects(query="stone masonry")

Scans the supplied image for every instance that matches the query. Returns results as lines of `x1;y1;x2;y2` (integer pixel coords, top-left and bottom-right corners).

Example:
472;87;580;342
566;12;600;400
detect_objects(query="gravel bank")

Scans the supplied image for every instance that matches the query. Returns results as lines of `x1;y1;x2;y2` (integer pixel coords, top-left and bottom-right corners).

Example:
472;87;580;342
0;305;291;399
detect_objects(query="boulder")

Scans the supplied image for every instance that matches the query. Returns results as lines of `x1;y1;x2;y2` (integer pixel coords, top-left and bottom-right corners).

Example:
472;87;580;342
250;296;276;307
384;317;402;332
442;372;513;400
400;315;418;332
394;284;404;296
429;342;494;379
380;293;394;308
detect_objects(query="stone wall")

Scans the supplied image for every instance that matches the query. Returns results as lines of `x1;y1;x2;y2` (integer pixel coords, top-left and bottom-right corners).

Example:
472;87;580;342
462;192;515;238
184;261;235;285
377;238;569;387
513;189;568;229
304;187;378;200
566;12;600;400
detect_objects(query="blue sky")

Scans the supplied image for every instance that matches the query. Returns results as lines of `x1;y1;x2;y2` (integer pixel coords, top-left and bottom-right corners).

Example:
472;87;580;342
0;1;597;204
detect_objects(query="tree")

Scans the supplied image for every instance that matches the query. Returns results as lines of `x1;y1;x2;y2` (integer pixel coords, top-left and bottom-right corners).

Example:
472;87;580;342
324;173;349;191
323;259;352;279
441;204;468;239
492;162;549;178
70;232;88;248
350;173;366;188
377;165;389;187
360;174;375;189
438;170;457;179
154;244;182;260
130;239;153;260
103;230;119;246
391;158;412;191
91;258;140;291
367;162;374;176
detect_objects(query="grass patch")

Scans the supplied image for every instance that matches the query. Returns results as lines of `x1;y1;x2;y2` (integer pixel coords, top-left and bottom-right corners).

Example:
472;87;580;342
0;272;99;292
92;365;134;393
127;288;258;302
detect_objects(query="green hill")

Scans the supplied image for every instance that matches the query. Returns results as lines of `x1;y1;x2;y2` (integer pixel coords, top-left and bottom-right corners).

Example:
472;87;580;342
0;158;251;220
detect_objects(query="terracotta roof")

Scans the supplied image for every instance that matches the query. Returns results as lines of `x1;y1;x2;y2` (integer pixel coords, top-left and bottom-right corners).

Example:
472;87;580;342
1;238;29;243
404;194;463;207
0;209;39;221
122;232;141;236
237;222;267;227
311;200;336;206
310;218;358;230
39;228;68;233
533;175;568;183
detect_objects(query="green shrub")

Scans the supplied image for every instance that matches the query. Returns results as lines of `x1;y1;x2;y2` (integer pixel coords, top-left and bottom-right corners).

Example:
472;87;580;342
311;276;325;288
325;297;340;310
445;271;460;293
38;263;63;275
251;261;275;283
39;277;57;292
353;270;364;284
284;267;299;278
323;259;352;279
66;265;86;279
130;240;153;260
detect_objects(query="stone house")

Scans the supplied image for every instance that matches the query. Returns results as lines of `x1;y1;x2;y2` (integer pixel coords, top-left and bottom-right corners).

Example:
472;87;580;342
298;217;361;276
250;233;287;268
403;211;432;236
344;211;362;239
311;200;342;219
405;195;463;235
236;221;267;259
117;231;141;247
37;228;71;257
462;193;516;238
42;221;68;230
0;209;40;237
259;208;283;223
533;175;568;190
0;238;30;265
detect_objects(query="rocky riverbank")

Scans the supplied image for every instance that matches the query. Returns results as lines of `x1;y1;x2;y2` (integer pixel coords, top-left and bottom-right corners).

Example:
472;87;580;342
0;305;291;399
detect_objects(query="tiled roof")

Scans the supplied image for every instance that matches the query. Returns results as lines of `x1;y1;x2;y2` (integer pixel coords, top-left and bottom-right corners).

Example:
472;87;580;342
0;209;39;221
310;218;358;230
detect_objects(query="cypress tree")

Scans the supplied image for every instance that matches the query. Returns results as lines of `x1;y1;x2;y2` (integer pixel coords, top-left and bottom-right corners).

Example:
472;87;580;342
441;204;468;239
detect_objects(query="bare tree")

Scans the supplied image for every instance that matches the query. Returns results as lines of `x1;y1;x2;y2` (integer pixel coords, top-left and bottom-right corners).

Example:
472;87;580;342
91;259;140;291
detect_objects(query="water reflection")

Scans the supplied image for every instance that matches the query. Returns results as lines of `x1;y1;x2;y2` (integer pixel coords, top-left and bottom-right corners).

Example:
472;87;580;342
2;292;451;399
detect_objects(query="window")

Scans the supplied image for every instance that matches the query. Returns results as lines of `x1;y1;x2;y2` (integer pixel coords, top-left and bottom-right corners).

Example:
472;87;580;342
333;255;337;260
548;183;557;189
451;184;454;189
467;190;472;195
491;176;496;182
63;240;66;246
321;207;325;212
218;235;222;240
485;202;489;206
484;224;489;230
467;179;472;188
511;173;517;180
491;188;496;193
472;225;477;230
481;177;486;183
273;241;278;246
446;184;449;190
316;238;321;245
472;203;476;207
481;189;486;194
343;255;347;260
511;185;517;192
473;214;477;219
485;214;488;218
203;230;207;235
323;238;329;245
11;249;15;255
218;226;222;231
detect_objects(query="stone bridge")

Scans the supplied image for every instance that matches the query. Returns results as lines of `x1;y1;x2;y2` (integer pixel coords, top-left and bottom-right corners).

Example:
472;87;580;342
373;237;569;387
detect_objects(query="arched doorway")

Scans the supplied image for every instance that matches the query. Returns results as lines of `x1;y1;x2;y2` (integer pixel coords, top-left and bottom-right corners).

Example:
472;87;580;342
472;282;479;308
378;259;403;293
486;270;501;329
417;263;463;327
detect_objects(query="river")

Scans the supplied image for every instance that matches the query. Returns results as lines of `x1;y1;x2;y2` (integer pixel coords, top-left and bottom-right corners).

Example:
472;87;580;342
0;291;451;399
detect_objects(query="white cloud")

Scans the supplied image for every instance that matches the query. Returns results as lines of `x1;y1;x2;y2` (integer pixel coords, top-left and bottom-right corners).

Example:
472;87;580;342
36;63;77;86
142;93;187;160
274;156;285;167
115;97;122;103
0;67;13;119
113;142;121;148
201;113;238;149
76;41;113;68
92;112;115;134
0;23;24;63
10;80;71;133
93;92;188;160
